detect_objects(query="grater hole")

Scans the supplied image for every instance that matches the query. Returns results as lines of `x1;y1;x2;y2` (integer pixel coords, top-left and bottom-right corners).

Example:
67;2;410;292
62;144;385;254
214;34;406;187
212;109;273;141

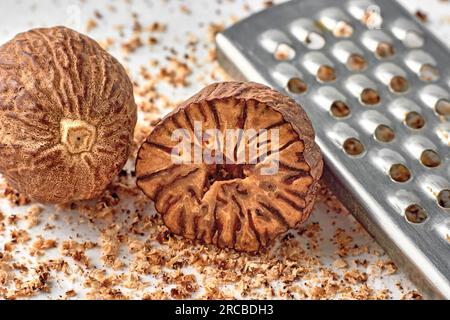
346;54;368;72
403;30;424;48
274;43;295;61
419;64;440;82
389;163;411;183
375;42;395;59
405;204;428;223
360;88;380;105
420;149;441;168
374;125;395;143
287;78;308;94
389;75;409;93
333;21;354;38
317;65;337;83
305;32;326;50
435;99;450;117
405;112;425;129
330;101;350;118
437;190;450;208
361;8;383;29
343;138;364;156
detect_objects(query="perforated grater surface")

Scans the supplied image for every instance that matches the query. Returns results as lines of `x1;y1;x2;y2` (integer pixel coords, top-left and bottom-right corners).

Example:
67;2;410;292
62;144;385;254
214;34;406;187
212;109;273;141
216;0;450;299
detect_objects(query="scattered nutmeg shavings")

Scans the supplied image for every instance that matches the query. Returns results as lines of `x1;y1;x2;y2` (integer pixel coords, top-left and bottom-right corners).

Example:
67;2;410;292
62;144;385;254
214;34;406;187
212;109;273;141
415;10;428;23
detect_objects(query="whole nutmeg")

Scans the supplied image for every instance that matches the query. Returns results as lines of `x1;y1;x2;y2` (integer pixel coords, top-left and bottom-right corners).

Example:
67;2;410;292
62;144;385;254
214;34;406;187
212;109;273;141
0;27;137;203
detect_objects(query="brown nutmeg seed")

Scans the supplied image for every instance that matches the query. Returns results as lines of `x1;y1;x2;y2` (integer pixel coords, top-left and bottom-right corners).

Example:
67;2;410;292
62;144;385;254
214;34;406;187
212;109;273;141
0;27;137;203
135;82;323;252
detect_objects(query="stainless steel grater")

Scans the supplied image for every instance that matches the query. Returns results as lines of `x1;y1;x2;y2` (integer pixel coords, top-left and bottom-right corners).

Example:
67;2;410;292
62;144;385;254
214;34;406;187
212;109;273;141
216;0;450;299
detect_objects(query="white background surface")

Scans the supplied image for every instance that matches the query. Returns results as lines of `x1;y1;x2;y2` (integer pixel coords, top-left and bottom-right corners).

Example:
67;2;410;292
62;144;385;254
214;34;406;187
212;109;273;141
0;0;449;300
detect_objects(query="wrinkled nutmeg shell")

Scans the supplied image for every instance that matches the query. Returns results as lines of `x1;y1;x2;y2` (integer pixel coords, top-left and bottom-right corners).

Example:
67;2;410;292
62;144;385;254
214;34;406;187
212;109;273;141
136;82;323;252
0;27;137;203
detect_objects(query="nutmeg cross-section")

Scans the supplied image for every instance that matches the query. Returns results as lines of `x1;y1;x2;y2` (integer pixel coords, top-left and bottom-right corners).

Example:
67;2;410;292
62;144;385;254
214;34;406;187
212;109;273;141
136;82;323;252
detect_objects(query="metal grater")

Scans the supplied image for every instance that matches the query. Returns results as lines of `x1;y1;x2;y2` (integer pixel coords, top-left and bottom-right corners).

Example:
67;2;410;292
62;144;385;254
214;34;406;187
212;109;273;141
216;0;450;299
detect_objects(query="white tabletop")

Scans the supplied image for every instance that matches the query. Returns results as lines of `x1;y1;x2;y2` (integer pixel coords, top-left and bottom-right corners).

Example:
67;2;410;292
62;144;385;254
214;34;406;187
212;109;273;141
0;0;449;300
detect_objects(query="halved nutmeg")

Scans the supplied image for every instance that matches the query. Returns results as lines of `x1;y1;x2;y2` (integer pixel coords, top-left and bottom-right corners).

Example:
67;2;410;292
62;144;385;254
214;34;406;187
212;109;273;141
136;82;323;252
